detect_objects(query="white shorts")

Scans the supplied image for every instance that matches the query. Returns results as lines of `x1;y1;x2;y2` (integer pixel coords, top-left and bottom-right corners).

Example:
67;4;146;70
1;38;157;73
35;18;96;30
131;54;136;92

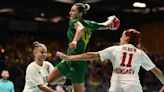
109;81;143;92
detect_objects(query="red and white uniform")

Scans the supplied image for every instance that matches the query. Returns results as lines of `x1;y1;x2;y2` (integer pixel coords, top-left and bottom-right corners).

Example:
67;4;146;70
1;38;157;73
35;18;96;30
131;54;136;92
98;44;155;92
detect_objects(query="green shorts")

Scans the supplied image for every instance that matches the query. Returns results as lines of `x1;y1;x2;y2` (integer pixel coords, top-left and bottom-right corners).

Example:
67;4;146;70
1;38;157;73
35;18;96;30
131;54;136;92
56;59;87;83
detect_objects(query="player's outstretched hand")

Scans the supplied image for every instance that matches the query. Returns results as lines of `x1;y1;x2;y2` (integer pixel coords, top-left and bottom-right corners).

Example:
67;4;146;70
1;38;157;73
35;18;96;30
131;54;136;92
160;86;164;92
56;51;68;60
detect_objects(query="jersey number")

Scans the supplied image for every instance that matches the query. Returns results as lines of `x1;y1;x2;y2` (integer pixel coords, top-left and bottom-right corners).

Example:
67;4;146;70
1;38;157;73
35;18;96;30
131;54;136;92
120;52;133;67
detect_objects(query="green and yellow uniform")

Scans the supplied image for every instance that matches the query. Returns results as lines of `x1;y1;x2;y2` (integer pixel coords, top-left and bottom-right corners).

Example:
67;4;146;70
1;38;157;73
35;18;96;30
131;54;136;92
57;18;102;83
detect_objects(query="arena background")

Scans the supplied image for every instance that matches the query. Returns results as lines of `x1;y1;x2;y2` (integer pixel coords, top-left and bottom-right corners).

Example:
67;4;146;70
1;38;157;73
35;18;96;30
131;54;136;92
0;0;164;92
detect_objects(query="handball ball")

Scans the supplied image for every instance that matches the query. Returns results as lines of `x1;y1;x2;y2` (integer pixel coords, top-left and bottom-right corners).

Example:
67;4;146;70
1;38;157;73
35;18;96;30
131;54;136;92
108;17;120;30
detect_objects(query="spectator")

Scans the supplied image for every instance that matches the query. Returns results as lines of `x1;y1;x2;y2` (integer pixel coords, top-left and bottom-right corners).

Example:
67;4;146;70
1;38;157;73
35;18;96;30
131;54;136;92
0;69;15;92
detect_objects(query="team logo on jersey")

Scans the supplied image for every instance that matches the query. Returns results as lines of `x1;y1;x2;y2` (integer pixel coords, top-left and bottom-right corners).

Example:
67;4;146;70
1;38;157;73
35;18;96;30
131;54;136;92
113;68;135;74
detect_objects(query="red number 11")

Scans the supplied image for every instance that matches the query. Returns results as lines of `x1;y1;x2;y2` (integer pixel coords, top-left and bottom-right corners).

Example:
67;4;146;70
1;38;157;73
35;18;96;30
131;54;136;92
120;52;133;67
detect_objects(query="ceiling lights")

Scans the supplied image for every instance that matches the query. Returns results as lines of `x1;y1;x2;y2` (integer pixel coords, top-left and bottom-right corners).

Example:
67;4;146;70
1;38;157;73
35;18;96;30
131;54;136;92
133;2;146;8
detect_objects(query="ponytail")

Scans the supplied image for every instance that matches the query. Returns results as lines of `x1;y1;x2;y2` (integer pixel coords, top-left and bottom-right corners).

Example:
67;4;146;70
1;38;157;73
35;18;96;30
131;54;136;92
84;4;90;12
74;3;90;14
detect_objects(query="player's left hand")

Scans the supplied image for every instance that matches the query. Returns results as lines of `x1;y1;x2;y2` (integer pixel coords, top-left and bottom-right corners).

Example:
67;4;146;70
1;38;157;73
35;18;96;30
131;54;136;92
69;41;77;50
107;15;120;30
56;51;68;59
159;86;164;92
107;15;116;20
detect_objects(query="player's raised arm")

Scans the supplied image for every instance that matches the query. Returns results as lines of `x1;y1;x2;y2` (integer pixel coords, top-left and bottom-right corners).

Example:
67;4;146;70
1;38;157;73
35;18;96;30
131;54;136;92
56;51;100;61
98;15;120;30
99;15;116;26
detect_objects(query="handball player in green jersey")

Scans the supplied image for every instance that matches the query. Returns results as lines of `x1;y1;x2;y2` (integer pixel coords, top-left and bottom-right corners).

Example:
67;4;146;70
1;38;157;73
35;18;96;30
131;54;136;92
48;3;119;92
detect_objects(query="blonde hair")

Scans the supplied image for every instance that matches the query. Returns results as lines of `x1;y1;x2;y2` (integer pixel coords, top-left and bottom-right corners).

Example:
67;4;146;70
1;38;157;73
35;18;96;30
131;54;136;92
84;4;90;11
33;41;46;55
33;41;45;49
74;3;90;14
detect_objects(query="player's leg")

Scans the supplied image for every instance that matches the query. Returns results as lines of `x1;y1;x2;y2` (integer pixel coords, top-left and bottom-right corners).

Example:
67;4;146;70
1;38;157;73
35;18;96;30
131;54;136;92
72;83;85;92
70;61;87;92
47;67;63;83
47;60;69;83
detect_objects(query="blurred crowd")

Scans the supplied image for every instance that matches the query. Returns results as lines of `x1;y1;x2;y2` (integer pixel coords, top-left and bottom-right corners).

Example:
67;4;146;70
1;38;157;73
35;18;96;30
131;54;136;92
0;31;163;92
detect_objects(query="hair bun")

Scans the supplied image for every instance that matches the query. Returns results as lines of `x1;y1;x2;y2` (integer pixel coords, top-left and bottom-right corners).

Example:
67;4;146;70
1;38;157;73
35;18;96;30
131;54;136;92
33;41;40;47
84;4;90;11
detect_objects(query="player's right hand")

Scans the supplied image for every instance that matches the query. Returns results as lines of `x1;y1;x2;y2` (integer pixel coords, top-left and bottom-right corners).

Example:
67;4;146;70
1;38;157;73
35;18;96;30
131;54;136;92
56;51;68;60
69;41;77;50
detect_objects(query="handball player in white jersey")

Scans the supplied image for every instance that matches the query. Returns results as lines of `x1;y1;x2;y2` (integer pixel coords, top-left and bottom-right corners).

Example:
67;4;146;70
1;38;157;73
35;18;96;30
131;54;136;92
56;29;164;92
23;42;65;92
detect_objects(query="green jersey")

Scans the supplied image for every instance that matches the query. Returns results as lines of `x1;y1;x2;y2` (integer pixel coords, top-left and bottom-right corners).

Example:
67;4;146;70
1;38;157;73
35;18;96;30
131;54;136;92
67;18;102;55
57;18;103;83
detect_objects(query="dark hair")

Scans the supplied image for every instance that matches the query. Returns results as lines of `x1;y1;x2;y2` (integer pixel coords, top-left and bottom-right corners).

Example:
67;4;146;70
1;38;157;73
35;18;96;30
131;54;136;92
74;3;90;15
125;29;141;47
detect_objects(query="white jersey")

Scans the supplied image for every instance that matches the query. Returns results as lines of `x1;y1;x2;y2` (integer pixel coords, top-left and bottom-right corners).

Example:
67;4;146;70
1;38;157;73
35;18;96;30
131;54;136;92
98;44;155;85
23;61;54;92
